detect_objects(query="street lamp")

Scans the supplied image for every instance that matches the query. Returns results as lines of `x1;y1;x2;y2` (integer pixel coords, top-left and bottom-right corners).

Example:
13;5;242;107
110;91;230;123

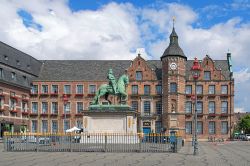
63;94;69;132
191;57;201;156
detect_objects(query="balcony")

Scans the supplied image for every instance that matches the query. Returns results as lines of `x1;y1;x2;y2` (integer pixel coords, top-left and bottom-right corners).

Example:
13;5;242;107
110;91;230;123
185;113;192;117
22;111;29;115
75;94;84;97
220;93;229;98
220;113;229;117
50;112;58;116
40;93;49;97
185;94;192;97
75;113;83;116
29;112;38;116
87;94;95;97
62;113;71;117
207;94;216;98
10;109;18;113
10;96;18;101
197;113;203;117
40;113;49;116
196;94;203;98
208;113;216;117
30;92;38;96
50;92;59;97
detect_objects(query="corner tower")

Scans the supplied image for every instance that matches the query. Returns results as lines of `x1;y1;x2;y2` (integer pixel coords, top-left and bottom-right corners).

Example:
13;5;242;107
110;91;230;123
161;24;187;136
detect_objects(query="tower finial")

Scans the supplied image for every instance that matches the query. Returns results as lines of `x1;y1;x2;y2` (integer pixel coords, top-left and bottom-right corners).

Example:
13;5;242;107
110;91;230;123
172;16;176;28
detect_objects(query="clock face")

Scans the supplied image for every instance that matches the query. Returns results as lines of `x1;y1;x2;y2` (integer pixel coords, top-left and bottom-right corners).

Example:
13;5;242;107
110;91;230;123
170;62;177;70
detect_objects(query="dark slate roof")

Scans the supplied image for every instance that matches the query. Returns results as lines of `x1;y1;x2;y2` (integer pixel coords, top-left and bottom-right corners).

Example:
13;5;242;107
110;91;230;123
161;28;186;60
0;41;42;76
36;60;163;81
36;60;230;81
186;60;230;80
36;60;131;81
0;41;42;89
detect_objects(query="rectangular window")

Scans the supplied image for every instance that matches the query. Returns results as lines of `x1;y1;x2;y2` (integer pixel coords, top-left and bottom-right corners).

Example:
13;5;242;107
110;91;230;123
155;121;162;133
76;120;83;129
31;120;37;133
221;85;228;94
32;102;38;113
10;99;16;110
170;83;177;93
64;85;71;94
51;102;58;114
185;85;192;94
136;71;142;80
185;121;192;134
42;102;48;113
76;85;84;94
132;85;138;95
197;122;203;134
51;85;58;93
221;101;228;113
185;101;192;113
41;120;48;133
208;85;215;94
88;85;96;94
144;85;150;95
221;121;228;134
11;72;16;80
31;85;38;94
143;101;151;115
209;121;215;134
41;85;48;94
77;102;83;113
197;101;203;114
196;85;203;95
0;68;3;78
0;97;4;109
131;101;138;111
204;71;211;80
155;85;162;95
51;120;58;133
156;101;162;115
64;102;70;114
208;101;215;114
64;120;70;132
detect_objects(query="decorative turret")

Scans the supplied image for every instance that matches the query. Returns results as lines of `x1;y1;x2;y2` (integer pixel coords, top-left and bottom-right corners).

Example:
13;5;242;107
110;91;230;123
161;23;186;60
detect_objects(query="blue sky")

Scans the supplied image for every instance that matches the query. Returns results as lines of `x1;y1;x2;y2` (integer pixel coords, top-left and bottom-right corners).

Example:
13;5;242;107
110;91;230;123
0;0;250;112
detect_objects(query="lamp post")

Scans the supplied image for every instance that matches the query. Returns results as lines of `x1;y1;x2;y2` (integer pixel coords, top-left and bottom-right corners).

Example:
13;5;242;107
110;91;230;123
63;94;68;132
191;95;195;146
191;57;201;156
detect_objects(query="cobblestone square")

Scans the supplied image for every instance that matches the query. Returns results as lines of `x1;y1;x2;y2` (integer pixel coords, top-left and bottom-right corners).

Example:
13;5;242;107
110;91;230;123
1;141;250;166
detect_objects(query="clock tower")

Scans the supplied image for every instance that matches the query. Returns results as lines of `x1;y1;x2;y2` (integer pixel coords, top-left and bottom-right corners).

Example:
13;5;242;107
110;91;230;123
161;25;187;136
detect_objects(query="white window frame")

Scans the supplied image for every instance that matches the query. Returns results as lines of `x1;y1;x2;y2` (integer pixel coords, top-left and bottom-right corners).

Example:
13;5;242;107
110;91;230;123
76;84;84;94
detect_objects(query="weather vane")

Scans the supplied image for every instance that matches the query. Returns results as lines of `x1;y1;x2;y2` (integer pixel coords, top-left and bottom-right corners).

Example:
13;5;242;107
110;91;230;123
172;16;176;28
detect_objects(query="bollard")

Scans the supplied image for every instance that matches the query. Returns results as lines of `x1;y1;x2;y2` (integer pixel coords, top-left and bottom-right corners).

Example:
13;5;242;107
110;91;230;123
36;135;39;152
104;134;107;152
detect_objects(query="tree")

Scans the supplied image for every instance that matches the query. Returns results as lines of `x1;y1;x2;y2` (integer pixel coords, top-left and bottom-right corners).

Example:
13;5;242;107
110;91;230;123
238;115;250;134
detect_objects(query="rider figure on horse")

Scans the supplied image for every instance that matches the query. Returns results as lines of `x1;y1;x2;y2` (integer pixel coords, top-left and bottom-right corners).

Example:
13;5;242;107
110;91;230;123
107;68;118;94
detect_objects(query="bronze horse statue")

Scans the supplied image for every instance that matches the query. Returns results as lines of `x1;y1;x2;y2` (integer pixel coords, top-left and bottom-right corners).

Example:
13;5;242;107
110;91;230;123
91;74;129;105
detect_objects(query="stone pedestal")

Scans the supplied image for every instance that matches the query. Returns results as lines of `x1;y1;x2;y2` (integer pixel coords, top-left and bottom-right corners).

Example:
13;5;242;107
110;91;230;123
83;105;137;134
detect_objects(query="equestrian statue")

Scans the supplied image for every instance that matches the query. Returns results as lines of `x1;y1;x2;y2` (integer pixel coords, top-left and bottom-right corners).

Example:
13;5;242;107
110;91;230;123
91;69;129;105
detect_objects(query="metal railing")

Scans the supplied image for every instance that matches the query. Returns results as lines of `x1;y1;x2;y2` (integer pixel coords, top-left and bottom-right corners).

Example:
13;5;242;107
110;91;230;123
3;133;182;153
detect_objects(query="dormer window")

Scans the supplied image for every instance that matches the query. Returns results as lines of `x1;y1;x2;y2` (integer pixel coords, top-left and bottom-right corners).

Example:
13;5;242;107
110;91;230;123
11;72;16;81
16;60;20;66
204;71;211;80
4;55;8;60
136;71;142;80
27;64;31;69
0;68;3;78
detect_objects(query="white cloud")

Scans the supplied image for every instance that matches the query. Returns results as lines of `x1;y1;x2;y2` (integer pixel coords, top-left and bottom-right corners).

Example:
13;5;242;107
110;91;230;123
235;107;246;113
234;68;250;83
0;1;250;112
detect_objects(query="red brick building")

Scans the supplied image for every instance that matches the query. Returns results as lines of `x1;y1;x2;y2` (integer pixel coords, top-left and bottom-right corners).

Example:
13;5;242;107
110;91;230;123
0;27;234;140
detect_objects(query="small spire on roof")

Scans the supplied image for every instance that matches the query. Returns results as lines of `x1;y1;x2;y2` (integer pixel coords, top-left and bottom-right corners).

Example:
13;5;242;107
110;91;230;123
172;16;176;28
